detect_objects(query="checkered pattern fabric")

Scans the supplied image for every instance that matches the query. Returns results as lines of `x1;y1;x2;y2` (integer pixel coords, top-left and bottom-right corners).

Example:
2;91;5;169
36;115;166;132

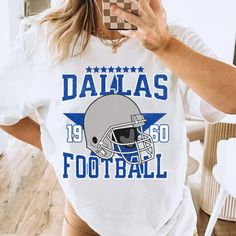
102;0;139;30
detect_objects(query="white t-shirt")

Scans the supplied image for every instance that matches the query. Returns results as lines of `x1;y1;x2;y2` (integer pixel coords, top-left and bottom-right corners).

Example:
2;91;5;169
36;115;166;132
0;23;225;236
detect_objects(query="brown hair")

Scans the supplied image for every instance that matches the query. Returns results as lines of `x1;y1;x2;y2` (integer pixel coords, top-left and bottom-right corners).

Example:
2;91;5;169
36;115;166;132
40;0;98;62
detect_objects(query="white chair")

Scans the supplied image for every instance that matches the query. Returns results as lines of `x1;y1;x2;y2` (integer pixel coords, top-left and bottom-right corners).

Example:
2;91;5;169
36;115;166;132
0;130;7;156
205;138;236;236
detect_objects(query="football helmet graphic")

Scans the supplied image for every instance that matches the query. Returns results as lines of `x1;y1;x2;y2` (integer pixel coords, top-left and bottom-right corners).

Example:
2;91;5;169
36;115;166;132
84;94;155;164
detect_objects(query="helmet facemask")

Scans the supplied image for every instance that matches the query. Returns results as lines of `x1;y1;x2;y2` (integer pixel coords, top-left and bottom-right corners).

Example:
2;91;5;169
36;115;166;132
96;114;155;164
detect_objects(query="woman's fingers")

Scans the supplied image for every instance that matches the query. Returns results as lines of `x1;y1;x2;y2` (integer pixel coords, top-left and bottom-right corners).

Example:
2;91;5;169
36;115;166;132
149;0;162;14
118;29;139;38
130;0;146;16
138;0;155;16
131;0;152;17
111;0;171;52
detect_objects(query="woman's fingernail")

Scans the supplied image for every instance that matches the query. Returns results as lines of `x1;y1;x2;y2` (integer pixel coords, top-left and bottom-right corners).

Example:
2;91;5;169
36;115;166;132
110;5;117;12
118;30;127;35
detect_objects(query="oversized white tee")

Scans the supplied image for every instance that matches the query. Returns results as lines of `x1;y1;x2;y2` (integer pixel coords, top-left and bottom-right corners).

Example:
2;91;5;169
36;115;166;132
0;23;225;236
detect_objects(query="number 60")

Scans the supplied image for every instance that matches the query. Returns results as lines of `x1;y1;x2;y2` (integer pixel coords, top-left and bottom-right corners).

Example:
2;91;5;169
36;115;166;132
149;124;169;143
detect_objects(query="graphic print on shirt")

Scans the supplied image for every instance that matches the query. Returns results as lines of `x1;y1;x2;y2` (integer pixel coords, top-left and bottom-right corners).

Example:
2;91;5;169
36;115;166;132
84;94;156;165
62;65;170;179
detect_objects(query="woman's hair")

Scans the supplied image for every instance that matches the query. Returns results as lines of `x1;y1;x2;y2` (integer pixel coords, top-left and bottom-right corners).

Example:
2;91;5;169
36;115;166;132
40;0;98;62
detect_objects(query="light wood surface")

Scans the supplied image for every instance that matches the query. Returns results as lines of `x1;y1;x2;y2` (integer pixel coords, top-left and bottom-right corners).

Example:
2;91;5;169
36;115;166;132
0;137;235;236
0;137;65;236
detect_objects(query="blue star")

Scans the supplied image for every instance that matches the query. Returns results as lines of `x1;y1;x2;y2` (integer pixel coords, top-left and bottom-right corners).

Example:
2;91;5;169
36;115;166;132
130;66;136;72
116;66;122;73
138;66;144;73
94;66;99;73
123;66;129;73
108;66;114;73
86;66;92;73
101;66;107;73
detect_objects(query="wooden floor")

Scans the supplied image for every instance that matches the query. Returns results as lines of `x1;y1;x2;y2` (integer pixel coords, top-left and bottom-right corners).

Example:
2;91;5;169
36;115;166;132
0;137;235;236
0;138;65;236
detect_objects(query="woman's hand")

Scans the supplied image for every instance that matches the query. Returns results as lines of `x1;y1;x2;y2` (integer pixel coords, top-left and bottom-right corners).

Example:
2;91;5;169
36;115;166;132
111;0;172;52
111;0;236;114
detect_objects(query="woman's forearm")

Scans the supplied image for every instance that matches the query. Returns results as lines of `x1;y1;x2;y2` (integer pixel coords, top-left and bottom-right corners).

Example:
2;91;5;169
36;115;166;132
0;117;42;150
112;1;236;114
155;37;236;114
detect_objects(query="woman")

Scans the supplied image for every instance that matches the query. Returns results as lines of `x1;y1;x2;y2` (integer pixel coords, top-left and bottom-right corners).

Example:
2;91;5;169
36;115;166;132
0;0;236;235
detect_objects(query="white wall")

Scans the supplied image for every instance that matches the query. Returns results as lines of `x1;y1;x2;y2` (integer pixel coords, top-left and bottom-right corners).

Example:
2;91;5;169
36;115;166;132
0;1;10;65
163;0;236;63
0;0;23;64
8;0;24;41
51;0;62;7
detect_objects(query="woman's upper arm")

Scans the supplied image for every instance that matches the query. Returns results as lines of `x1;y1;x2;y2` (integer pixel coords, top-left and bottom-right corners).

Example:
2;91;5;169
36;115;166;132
0;25;38;126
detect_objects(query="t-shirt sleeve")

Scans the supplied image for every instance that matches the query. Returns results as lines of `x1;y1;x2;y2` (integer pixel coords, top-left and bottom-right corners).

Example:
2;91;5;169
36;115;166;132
176;27;227;123
0;26;37;125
